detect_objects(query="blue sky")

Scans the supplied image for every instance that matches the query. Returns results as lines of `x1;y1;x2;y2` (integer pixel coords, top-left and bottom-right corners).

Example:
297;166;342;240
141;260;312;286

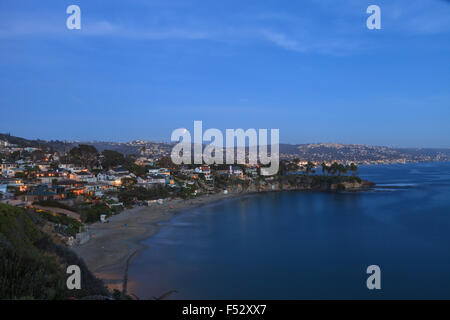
0;0;449;147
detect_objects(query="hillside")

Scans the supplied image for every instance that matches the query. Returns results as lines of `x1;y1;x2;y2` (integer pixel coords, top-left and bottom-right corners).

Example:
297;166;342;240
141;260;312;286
0;203;109;299
2;133;450;163
280;143;450;162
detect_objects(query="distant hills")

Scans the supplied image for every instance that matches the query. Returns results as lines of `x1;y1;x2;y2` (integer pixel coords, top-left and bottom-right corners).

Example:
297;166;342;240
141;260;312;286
0;133;173;155
1;133;450;163
279;143;450;163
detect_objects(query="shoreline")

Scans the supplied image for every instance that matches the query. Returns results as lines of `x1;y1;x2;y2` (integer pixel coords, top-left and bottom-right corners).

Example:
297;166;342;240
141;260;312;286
73;191;251;288
73;183;374;290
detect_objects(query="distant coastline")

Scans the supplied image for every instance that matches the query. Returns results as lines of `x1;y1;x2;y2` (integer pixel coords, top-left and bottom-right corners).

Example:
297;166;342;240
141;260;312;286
2;133;450;164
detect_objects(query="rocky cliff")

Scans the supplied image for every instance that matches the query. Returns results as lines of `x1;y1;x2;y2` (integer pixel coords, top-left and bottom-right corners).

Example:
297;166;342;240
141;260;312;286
225;176;375;194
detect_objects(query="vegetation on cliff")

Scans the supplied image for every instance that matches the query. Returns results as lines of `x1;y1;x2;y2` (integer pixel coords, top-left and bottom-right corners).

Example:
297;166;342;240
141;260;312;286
0;203;109;299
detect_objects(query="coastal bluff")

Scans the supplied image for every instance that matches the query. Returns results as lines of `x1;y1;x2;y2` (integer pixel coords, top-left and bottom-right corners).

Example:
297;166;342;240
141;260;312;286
225;175;375;194
74;175;375;293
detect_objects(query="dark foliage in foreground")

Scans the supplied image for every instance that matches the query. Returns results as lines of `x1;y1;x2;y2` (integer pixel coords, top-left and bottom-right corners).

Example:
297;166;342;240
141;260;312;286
0;204;109;300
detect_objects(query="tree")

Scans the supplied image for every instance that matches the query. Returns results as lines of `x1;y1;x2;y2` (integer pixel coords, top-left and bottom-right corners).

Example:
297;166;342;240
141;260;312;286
278;160;288;175
118;186;170;206
15;165;40;179
50;162;59;171
125;163;147;178
69;145;99;169
329;162;339;176
287;161;299;172
101;150;125;169
321;162;328;175
14;172;27;179
6;151;21;162
31;150;46;162
337;163;346;176
155;156;174;168
304;161;315;175
349;163;358;176
121;177;137;188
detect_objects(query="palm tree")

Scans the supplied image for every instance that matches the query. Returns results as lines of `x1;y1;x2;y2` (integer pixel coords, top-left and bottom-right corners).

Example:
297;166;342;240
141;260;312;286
304;161;314;175
349;163;358;176
329;162;339;176
337;163;346;176
344;164;351;176
321;162;328;175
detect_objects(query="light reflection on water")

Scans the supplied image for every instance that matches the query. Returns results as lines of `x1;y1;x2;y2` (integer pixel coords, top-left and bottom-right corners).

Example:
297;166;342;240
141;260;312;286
128;162;450;299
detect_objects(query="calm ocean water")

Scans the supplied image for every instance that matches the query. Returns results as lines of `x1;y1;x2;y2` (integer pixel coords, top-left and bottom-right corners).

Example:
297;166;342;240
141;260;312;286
128;162;450;299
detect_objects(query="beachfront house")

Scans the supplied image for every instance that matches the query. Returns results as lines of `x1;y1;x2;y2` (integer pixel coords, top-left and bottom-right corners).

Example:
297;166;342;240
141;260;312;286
245;167;258;177
230;166;244;178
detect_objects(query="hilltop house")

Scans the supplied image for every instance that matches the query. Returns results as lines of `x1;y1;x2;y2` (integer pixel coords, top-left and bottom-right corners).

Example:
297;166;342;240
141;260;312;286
137;176;167;189
0;178;27;192
160;168;171;176
3;167;24;178
108;167;131;176
135;157;154;166
53;180;86;196
179;167;194;175
148;168;160;175
195;166;213;181
36;163;51;172
23;147;39;153
35;171;65;184
97;173;121;185
69;171;97;183
23;185;62;202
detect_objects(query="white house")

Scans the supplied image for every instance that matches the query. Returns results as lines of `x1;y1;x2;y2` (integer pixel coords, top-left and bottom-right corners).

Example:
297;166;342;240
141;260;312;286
230;166;243;177
97;173;122;186
69;171;97;183
148;168;160;175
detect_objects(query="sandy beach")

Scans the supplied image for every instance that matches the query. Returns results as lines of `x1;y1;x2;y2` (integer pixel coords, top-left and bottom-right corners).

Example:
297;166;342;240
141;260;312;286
73;179;373;291
73;192;246;289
